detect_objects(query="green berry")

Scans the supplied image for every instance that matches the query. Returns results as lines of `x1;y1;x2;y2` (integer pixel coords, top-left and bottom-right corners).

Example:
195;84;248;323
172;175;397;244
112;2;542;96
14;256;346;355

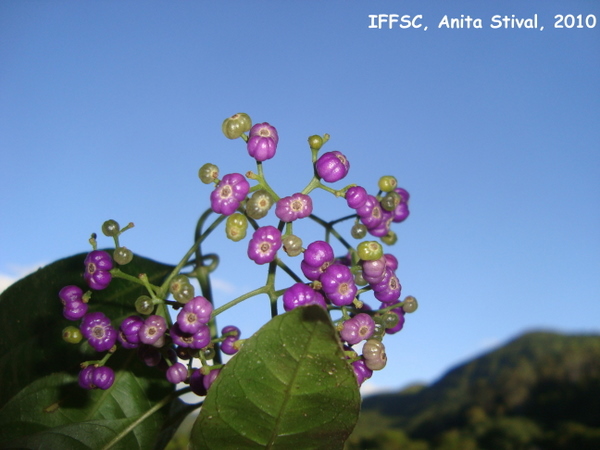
382;311;400;329
381;191;400;212
351;223;368;239
354;269;368;286
378;175;397;193
402;296;418;313
246;189;273;220
113;247;133;265
308;135;323;151
135;295;155;315
357;241;383;261
62;326;83;344
170;275;195;303
381;231;397;246
199;163;219;184
362;339;387;370
225;213;248;242
222;113;252;139
282;234;303;257
102;220;120;237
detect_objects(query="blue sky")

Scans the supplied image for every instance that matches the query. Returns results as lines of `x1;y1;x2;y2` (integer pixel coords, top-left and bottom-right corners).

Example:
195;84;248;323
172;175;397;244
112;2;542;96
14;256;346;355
1;1;599;395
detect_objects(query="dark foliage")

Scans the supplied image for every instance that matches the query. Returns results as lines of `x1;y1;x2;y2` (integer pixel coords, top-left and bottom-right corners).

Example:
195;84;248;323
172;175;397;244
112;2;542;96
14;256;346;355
347;331;600;449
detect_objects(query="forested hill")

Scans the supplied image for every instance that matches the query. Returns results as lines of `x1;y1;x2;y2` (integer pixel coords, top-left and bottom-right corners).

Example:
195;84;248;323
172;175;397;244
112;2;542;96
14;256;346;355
347;331;600;449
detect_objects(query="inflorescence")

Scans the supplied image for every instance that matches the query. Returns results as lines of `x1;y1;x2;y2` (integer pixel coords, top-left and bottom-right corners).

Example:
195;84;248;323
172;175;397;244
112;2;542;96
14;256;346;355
58;112;417;394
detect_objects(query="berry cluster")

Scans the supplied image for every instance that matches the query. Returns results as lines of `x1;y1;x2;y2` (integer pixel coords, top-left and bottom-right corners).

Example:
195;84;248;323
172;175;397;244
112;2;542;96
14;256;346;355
57;112;417;397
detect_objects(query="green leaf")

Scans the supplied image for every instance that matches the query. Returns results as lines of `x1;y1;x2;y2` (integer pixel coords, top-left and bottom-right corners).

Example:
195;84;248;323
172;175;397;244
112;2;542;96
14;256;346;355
191;305;361;450
0;252;187;448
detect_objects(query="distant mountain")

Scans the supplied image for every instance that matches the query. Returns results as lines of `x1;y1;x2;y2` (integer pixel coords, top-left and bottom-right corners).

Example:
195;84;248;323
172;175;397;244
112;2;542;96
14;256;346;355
346;331;600;449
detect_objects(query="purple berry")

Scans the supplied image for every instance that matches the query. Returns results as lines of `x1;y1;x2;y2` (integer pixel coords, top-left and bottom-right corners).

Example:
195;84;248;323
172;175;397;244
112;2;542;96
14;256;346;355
139;315;167;346
170;323;211;349
345;186;368;209
302;240;334;268
367;209;393;237
78;365;95;390
118;315;144;348
247;225;282;265
320;263;357;306
78;365;115;390
247;122;279;162
275;193;313;222
282;283;327;311
393;201;410;223
138;345;162;367
372;268;401;303
92;366;115;390
166;362;188;384
300;240;335;281
392;187;410;223
80;312;117;352
221;336;239;355
351;358;373;386
177;296;213;334
384;254;398;271
190;369;207;396
203;368;221;391
63;300;88;321
340;313;375;345
59;285;84;307
210;173;250;216
83;250;113;290
361;256;387;284
315;150;350;183
357;196;383;229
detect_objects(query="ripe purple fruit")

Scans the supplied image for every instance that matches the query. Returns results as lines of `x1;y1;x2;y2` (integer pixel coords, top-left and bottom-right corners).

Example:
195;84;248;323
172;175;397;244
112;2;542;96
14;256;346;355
210;173;250;216
176;296;213;334
340;313;375;345
315;150;350;182
139;315;167;347
166;362;188;384
83;250;113;290
282;283;327;311
247;226;282;265
247;122;279;162
275;193;313;222
80;312;117;352
320;263;357;306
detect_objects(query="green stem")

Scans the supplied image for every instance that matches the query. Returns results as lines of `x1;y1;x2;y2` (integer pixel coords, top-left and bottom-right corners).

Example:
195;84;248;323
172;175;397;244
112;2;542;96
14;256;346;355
211;285;270;317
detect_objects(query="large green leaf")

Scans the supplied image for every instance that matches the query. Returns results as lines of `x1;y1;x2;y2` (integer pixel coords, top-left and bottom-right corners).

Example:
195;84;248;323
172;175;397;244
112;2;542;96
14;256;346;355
191;305;361;449
0;252;187;448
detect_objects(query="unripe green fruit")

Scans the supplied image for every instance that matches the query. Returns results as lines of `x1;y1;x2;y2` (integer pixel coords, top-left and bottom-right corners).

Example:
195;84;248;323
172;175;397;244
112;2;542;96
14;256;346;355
222;113;252;139
357;241;383;261
226;213;248;242
382;311;400;329
402;296;418;313
199;163;219;184
378;175;397;193
113;247;133;265
351;223;368;239
102;219;120;237
135;295;154;315
381;231;397;246
246;189;273;220
362;339;387;370
62;326;83;344
381;191;400;212
308;135;323;150
282;234;303;256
